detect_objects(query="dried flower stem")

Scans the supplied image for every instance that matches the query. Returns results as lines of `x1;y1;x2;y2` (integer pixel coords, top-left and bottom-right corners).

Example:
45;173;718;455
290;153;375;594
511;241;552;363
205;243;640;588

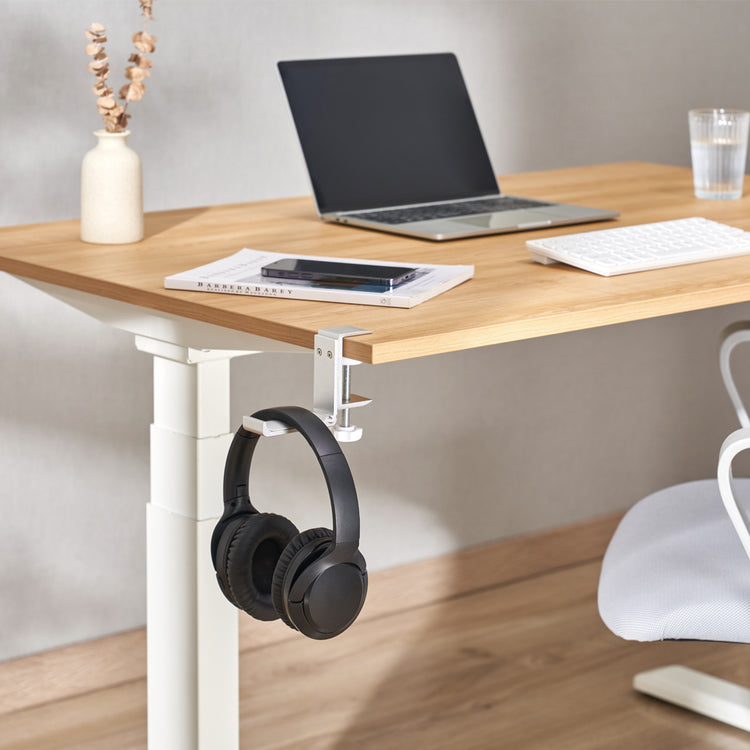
85;1;157;133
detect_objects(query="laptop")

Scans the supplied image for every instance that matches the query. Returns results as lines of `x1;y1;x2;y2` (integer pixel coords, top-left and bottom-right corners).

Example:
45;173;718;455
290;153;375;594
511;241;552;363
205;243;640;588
277;53;618;241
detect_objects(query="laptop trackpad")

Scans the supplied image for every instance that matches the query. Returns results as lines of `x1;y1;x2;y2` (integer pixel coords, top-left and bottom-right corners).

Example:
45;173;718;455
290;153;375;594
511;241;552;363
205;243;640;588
454;210;552;230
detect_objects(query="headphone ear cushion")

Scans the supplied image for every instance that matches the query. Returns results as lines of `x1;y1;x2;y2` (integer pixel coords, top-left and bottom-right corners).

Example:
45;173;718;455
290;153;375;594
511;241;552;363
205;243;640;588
271;527;333;628
224;513;300;621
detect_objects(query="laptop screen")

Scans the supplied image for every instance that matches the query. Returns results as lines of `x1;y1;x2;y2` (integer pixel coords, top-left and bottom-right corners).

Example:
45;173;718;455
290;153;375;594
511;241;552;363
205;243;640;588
278;54;500;214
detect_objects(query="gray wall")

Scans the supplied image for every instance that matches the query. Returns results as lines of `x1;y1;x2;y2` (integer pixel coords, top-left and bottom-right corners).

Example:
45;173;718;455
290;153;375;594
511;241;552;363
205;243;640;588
3;0;750;661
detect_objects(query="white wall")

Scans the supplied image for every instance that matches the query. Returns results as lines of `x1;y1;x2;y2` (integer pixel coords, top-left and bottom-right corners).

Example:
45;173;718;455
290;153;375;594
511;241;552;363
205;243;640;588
3;0;750;661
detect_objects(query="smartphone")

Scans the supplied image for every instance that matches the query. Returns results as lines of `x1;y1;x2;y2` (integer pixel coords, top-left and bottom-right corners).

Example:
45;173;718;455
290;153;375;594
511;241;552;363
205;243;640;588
261;258;418;290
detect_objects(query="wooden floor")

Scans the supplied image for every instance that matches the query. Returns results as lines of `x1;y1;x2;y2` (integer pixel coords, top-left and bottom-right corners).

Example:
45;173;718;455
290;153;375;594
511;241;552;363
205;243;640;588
2;514;750;749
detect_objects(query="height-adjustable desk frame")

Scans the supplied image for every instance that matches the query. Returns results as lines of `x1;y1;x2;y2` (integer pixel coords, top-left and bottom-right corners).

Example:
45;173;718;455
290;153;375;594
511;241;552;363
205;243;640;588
3;162;750;749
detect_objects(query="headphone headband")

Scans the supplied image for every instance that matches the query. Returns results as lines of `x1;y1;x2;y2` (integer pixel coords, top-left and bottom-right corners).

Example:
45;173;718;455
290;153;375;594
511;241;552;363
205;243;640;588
223;406;360;548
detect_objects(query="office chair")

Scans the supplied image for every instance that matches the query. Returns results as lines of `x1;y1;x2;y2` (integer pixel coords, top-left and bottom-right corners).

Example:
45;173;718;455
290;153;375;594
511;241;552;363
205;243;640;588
597;321;750;731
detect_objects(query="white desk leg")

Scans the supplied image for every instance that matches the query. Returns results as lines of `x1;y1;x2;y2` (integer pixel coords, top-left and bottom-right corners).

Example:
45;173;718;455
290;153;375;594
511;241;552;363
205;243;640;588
138;338;252;750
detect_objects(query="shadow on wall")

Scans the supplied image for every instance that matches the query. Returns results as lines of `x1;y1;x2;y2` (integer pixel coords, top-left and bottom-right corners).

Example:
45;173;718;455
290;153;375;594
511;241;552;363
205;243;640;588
0;275;152;660
232;302;750;578
479;1;750;174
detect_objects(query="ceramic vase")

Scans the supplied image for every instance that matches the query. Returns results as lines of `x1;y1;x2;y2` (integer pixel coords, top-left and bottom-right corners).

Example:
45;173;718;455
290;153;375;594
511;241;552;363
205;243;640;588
80;129;143;244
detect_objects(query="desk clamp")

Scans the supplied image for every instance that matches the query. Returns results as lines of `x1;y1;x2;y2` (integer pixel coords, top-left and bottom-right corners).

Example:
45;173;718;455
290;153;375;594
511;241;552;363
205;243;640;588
243;326;372;442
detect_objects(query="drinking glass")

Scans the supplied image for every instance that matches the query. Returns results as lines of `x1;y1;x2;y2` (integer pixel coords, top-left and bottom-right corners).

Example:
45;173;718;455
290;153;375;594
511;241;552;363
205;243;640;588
689;108;750;199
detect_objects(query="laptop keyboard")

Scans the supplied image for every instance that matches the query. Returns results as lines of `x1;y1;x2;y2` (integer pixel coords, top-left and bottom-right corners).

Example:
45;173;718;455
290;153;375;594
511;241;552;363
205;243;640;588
345;196;552;225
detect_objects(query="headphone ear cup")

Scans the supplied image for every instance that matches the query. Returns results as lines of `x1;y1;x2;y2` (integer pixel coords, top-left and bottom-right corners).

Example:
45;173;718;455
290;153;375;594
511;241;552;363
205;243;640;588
213;515;249;606
271;527;333;629
224;513;300;621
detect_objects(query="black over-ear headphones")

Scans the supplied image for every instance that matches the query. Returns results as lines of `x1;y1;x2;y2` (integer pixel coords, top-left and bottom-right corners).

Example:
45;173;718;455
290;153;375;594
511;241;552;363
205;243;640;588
211;406;367;640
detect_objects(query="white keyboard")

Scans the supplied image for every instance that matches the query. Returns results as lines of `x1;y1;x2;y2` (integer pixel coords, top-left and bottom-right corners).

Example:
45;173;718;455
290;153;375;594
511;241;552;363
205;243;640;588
527;218;750;276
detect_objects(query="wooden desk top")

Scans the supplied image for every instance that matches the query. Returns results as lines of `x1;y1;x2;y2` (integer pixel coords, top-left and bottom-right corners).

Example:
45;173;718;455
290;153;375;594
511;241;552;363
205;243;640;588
2;162;750;364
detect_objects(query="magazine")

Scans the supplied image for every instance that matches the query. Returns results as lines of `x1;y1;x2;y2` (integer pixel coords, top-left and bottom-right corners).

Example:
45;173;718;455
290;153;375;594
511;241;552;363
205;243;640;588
164;249;473;308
